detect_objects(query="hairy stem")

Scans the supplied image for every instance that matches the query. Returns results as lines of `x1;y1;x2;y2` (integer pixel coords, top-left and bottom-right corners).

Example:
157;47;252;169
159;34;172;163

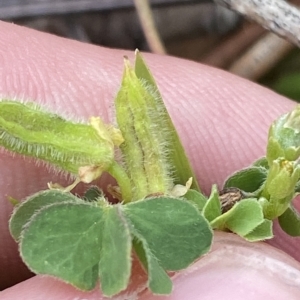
107;161;132;203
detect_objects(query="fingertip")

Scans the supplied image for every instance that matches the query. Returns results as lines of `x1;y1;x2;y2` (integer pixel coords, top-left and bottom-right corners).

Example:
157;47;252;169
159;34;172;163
141;232;300;300
0;276;101;300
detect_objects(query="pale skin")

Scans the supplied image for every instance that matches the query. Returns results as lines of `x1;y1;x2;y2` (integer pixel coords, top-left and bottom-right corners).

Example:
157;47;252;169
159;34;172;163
0;21;300;299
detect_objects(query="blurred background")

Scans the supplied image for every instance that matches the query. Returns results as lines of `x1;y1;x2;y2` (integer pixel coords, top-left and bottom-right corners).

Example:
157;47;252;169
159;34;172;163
2;0;300;101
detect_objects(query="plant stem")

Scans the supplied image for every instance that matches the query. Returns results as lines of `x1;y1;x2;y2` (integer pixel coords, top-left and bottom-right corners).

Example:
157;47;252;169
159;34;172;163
107;161;132;203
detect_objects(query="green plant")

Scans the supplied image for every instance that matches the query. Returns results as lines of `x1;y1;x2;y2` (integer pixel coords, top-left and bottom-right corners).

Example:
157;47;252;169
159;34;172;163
1;51;300;297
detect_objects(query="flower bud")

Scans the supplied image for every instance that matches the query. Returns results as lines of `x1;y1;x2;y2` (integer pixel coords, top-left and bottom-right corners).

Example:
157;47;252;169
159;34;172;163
262;158;300;219
267;106;300;165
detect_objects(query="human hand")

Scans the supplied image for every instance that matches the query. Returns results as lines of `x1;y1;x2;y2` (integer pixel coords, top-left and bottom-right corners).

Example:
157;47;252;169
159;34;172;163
0;21;300;299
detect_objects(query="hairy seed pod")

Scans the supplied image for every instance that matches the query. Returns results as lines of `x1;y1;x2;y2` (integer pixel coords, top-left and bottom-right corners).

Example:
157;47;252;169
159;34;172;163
115;59;173;200
0;101;117;182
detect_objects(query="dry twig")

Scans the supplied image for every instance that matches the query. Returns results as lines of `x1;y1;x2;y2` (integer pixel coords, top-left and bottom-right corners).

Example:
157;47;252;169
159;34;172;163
133;0;166;54
202;23;266;68
229;32;295;80
214;0;300;47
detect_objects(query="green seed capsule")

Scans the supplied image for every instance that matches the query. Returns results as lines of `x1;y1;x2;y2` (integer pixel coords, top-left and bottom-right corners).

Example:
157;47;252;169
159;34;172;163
115;58;173;200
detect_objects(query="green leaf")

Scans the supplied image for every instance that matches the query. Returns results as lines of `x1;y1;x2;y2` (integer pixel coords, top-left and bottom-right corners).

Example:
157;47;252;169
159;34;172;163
202;185;222;222
133;238;172;294
210;199;266;238
20;202;103;290
183;189;207;211
127;196;212;295
278;205;300;236
0;101;114;177
9;190;80;241
224;167;267;193
17;193;212;296
134;51;200;191
243;219;273;241
124;196;212;271
98;205;132;296
252;156;269;169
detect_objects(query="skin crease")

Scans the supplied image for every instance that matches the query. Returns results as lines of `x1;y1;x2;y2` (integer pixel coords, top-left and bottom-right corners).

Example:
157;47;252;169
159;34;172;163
0;21;300;299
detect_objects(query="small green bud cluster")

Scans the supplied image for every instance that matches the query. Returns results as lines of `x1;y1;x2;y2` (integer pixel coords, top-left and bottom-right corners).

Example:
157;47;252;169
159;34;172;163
224;105;300;238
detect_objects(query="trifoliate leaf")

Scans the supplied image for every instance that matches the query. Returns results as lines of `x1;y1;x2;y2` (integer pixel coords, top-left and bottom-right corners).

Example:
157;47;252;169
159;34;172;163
210;199;267;239
98;205;132;296
20;202;104;291
202;185;222;222
134;51;200;192
278;205;300;236
124;196;212;271
9;190;80;241
17;194;213;296
224;166;267;193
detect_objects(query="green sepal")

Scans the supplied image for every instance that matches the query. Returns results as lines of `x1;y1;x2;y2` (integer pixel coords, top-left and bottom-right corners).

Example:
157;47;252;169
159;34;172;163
202;185;222;222
210;199;271;241
224;166;267;194
243;219;273;241
266;137;285;166
262;159;300;219
134;51;200;192
278;205;300;236
9;190;80;241
265;160;300;201
183;189;207;211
